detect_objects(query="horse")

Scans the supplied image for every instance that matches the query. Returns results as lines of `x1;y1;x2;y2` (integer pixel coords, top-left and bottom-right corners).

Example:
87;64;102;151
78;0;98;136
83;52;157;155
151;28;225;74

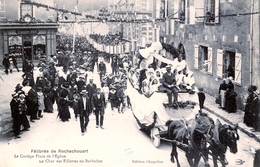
166;112;214;167
208;119;239;167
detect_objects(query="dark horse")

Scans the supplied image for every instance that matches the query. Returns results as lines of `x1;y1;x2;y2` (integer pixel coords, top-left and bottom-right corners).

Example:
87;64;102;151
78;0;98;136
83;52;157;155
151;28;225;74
166;112;214;167
208;119;239;167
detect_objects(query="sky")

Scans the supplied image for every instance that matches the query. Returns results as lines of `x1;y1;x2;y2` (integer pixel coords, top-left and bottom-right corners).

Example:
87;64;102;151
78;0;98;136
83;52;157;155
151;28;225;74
4;0;109;21
54;0;108;13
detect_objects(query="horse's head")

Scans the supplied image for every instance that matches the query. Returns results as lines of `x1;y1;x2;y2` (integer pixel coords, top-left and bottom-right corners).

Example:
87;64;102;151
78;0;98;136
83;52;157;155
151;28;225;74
222;124;239;154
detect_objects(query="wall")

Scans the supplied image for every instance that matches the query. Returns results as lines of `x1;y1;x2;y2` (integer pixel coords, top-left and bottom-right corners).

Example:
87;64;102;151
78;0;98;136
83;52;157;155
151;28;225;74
0;32;3;65
163;0;256;110
251;0;260;90
4;0;56;21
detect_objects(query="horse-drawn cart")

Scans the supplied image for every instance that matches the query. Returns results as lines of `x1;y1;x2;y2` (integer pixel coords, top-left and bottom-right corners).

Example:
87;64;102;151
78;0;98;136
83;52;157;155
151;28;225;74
127;79;199;148
128;78;239;167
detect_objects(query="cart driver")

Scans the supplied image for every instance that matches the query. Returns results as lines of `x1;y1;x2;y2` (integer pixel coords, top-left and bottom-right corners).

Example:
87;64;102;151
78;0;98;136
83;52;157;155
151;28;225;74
162;65;179;108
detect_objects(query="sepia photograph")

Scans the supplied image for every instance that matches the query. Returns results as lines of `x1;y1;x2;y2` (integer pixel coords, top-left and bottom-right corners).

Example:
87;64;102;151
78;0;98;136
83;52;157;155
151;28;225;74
0;0;260;166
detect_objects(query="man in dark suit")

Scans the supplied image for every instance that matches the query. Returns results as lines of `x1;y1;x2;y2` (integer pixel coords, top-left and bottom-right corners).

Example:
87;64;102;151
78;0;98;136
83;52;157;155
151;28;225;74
162;65;179;108
86;77;97;100
91;88;106;129
78;89;92;135
10;93;21;138
2;54;10;74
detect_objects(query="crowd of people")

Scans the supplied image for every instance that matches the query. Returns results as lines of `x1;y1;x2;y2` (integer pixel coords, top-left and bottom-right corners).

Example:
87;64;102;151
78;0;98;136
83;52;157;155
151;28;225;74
8;34;133;138
6;32;260;139
218;76;260;131
128;53;197;107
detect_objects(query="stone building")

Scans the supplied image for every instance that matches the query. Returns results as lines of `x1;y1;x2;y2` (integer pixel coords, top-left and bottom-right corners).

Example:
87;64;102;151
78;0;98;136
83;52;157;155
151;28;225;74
157;0;260;110
0;0;58;64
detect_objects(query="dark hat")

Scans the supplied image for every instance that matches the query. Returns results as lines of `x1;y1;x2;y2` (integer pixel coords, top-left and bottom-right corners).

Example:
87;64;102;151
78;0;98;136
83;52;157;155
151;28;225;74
62;82;70;88
252;85;257;91
37;87;42;91
198;87;204;91
15;84;23;90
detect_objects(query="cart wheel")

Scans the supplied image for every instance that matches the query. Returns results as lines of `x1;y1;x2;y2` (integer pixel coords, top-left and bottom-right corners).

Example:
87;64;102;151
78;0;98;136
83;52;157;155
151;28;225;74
151;128;160;148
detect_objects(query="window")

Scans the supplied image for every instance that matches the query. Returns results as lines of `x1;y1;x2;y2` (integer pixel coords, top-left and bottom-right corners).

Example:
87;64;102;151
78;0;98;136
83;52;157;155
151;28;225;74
160;0;165;19
179;0;185;22
155;0;161;18
195;0;204;22
217;50;241;84
194;45;213;74
205;0;219;24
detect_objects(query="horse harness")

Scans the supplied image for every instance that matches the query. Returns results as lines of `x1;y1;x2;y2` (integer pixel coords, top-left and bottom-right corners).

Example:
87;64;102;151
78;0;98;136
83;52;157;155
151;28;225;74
178;115;213;152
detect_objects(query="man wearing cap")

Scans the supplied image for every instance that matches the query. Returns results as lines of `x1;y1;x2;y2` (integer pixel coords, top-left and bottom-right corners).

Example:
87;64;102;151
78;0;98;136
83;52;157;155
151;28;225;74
78;89;91;135
10;93;22;138
162;65;179;108
91;88;106;129
86;77;97;101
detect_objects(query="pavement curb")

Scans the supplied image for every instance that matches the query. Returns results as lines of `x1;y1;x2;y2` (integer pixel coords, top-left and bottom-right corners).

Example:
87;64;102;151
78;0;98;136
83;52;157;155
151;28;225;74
204;106;260;143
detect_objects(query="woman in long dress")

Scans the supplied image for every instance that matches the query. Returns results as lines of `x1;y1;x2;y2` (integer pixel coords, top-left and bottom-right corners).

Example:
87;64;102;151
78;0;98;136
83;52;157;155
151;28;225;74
244;85;255;127
225;78;237;113
58;82;71;122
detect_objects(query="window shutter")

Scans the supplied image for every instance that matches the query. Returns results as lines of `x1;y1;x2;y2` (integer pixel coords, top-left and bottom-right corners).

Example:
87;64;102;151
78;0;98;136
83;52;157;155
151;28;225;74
235;53;242;84
170;19;175;35
194;45;199;70
173;0;180;19
194;0;204;22
155;0;161;19
216;49;223;78
207;47;213;75
215;0;220;23
189;6;195;24
165;19;169;35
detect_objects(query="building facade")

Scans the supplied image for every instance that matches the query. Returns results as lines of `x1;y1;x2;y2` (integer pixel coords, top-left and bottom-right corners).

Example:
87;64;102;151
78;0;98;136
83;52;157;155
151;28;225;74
107;0;155;48
0;0;58;64
157;0;260;110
